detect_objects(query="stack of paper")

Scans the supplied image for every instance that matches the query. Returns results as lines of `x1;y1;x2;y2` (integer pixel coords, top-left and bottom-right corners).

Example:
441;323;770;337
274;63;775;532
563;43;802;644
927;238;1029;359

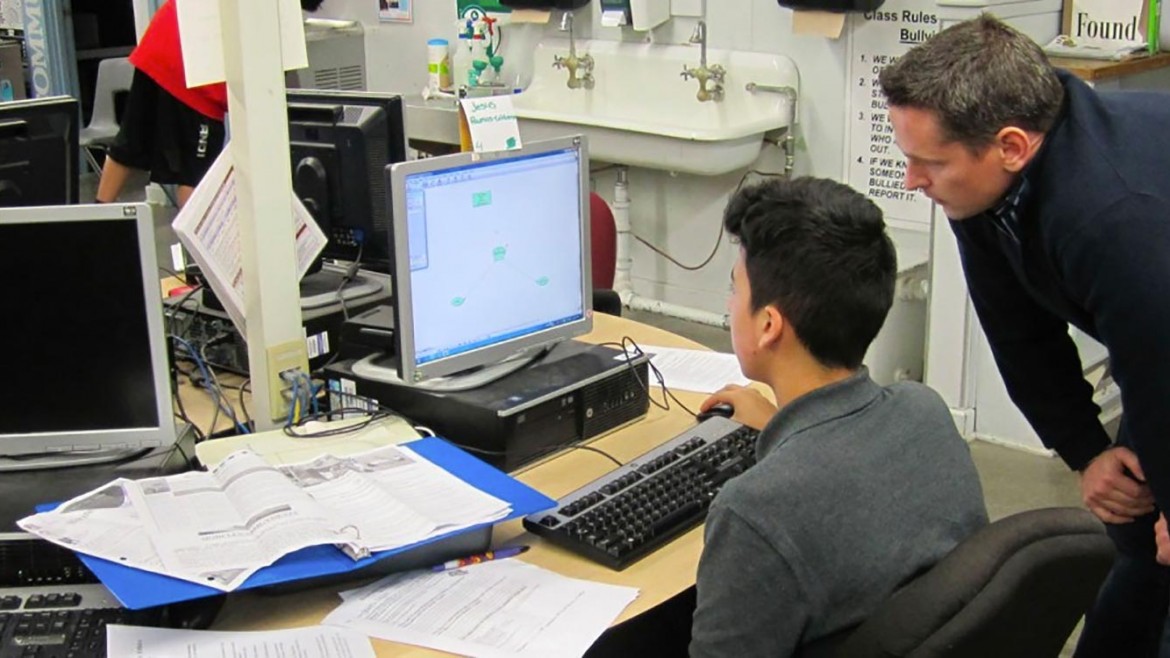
108;625;374;658
324;559;640;658
19;445;511;592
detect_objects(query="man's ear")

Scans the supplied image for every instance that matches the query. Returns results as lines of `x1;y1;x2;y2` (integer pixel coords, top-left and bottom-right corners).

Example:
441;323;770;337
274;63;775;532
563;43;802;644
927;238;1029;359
996;127;1041;174
757;305;785;350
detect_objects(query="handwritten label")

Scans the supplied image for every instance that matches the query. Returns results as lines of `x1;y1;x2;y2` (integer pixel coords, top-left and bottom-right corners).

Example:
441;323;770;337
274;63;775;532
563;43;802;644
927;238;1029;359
460;96;523;153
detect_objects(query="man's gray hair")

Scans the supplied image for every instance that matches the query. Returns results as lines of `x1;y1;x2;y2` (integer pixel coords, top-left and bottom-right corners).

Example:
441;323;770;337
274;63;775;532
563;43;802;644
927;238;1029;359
878;14;1064;149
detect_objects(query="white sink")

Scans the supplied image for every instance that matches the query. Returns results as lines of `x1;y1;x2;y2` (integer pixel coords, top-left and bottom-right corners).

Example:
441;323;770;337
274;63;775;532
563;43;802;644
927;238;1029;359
511;39;799;176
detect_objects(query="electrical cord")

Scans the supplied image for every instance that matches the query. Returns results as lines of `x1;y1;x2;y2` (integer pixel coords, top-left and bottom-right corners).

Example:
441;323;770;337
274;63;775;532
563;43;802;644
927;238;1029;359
287;375;300;426
597;337;699;419
335;244;364;321
570;445;623;467
172;336;250;435
167;284;204;340
158;266;188;284
237;379;252;427
596;338;671;413
282;407;398;438
631;168;785;272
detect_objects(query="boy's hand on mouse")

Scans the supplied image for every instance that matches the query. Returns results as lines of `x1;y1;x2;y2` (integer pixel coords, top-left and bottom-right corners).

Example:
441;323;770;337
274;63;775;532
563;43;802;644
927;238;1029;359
701;386;777;430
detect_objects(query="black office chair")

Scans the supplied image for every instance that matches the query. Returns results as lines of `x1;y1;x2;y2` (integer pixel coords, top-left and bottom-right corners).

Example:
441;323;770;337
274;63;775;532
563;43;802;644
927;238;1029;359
800;507;1115;658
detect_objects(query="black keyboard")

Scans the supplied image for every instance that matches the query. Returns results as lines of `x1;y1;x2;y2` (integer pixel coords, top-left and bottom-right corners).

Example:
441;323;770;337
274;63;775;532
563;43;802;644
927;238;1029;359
0;584;163;658
0;536;221;658
523;417;759;570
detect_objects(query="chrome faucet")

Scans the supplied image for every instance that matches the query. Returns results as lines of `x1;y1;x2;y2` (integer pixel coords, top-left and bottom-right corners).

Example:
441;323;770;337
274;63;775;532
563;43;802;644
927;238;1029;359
681;0;725;102
552;11;595;90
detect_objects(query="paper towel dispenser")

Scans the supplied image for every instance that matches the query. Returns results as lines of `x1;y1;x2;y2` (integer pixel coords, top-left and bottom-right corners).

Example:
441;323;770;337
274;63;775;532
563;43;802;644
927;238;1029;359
599;0;669;30
500;0;591;9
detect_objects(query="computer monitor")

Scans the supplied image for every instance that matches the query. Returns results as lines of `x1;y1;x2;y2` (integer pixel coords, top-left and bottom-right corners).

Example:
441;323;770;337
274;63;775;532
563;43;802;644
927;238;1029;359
285;90;406;274
354;135;593;390
0;96;80;208
0;203;178;471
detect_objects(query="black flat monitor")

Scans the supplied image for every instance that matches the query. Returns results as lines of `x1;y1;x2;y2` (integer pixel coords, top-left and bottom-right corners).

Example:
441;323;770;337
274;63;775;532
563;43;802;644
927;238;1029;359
0;96;80;208
286;90;406;275
0;203;178;471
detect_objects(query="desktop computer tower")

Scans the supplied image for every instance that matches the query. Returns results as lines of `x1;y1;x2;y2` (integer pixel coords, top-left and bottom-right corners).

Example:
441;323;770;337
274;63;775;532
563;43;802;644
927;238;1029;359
324;341;651;472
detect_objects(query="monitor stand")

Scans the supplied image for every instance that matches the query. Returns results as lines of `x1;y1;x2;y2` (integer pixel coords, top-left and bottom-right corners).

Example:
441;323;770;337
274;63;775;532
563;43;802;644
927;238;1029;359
351;345;554;393
299;262;384;311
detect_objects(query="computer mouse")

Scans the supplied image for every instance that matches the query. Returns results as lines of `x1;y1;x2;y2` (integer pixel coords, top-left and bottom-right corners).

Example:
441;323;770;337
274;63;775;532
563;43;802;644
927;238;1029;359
696;403;735;423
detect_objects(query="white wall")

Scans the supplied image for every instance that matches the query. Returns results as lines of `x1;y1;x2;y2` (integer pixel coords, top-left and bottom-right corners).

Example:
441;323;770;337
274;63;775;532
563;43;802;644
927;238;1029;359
316;0;928;381
317;0;931;278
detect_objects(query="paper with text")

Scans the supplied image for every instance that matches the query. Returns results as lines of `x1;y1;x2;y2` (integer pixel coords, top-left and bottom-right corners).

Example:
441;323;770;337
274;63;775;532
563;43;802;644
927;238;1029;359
172;148;327;336
175;0;309;88
636;345;751;393
324;559;639;658
107;624;375;658
461;96;523;153
18;446;510;592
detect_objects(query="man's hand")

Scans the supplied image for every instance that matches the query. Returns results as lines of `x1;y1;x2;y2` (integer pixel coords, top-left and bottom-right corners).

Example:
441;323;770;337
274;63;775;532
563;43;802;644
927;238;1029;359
700;385;778;430
1156;514;1170;566
1080;446;1155;524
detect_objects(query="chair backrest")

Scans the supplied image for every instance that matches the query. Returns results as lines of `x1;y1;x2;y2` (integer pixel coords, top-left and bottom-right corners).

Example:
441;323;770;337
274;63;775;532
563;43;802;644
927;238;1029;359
83;57;134;140
589;192;616;290
801;507;1115;658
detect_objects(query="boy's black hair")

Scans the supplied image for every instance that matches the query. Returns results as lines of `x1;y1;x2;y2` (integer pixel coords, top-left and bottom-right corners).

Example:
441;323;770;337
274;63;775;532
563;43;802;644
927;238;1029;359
301;0;326;11
724;177;896;370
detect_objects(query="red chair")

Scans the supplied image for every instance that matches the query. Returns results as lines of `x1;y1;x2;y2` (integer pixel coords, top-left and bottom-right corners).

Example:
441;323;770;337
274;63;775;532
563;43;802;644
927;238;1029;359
589;192;621;315
589;192;617;289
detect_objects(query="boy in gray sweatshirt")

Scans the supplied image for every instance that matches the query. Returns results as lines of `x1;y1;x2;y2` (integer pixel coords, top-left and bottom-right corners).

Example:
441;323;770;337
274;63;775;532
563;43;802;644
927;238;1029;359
690;178;988;657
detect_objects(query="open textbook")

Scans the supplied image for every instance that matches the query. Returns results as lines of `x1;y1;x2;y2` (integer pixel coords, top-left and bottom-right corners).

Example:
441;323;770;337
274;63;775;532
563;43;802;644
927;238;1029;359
18;445;511;592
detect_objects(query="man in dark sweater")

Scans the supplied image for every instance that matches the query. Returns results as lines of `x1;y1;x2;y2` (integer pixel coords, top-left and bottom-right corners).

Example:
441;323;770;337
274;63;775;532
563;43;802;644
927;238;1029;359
689;178;988;656
880;15;1170;657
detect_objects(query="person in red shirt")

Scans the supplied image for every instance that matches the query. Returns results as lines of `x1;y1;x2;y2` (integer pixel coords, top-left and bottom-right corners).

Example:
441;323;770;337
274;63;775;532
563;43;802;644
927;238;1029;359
96;0;325;206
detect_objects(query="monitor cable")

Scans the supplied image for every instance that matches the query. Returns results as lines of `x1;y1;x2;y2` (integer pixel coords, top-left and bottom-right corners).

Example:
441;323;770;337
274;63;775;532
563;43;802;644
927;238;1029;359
596;337;699;419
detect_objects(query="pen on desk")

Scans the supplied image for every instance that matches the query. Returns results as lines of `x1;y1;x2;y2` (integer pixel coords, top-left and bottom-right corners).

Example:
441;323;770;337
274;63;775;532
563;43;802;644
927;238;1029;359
431;545;530;572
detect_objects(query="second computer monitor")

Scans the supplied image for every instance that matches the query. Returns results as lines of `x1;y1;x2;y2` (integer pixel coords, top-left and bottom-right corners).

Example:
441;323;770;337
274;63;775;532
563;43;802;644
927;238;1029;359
0;96;80;208
386;135;593;386
286;90;406;273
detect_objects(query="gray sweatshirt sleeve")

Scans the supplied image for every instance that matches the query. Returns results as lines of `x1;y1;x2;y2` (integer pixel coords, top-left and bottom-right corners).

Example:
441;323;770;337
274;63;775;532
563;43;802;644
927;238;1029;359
690;502;810;658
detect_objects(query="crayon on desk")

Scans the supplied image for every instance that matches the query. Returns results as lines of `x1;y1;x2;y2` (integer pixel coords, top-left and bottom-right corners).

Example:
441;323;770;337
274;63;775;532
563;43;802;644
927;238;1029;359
431;545;530;572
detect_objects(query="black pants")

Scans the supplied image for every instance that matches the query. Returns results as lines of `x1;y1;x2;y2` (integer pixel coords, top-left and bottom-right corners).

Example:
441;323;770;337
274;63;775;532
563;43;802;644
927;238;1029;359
1077;418;1170;658
586;586;695;657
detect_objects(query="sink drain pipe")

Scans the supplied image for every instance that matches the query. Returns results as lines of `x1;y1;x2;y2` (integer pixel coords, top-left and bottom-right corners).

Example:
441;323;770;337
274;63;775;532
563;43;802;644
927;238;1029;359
610;167;731;329
608;84;797;330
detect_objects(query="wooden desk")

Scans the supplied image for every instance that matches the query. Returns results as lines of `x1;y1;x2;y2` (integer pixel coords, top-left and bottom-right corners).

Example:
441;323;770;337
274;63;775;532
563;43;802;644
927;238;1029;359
1051;52;1170;83
208;313;722;656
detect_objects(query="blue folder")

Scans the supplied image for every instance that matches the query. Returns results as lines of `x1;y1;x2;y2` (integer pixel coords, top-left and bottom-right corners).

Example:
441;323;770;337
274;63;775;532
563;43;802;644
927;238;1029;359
55;437;555;610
